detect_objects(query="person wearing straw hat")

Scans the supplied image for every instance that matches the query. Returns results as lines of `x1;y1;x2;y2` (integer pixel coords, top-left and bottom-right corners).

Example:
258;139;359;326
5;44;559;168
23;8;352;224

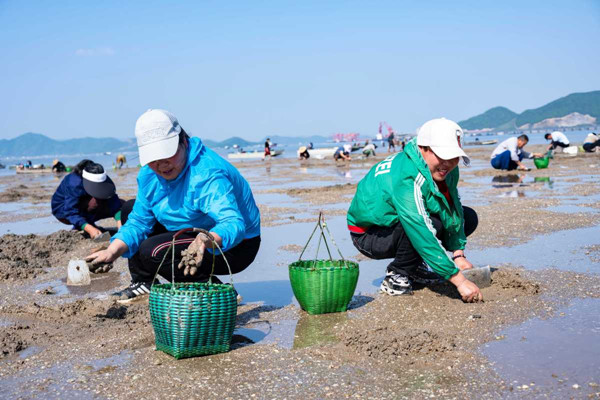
51;159;67;173
86;109;261;304
583;132;600;152
51;159;124;239
298;145;310;160
347;118;482;302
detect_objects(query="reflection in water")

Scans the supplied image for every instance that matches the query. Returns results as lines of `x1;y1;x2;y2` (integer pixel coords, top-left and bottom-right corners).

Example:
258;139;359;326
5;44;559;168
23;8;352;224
293;312;347;349
498;190;525;198
534;176;554;188
491;174;525;188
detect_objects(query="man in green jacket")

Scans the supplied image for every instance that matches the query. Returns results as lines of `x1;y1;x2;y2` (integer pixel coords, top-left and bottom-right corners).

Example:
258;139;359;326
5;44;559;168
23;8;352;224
347;118;482;302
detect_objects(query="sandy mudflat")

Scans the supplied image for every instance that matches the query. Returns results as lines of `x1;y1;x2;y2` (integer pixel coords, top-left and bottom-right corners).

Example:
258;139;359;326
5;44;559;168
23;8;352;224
0;146;599;399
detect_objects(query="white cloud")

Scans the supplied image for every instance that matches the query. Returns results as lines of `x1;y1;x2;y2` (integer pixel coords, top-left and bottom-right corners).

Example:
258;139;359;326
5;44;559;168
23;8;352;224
75;47;115;56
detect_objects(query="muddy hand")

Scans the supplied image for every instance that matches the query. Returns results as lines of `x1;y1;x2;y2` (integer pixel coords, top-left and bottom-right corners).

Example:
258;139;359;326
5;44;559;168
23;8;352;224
87;261;113;274
457;280;483;303
86;247;114;273
178;235;208;276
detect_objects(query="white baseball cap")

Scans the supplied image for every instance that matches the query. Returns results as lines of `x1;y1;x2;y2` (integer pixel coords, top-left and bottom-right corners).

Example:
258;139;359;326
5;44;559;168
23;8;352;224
417;118;470;166
135;109;182;166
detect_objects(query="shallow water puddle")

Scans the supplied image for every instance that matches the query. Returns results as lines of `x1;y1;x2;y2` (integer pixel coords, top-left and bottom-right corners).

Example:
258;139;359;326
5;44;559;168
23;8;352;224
483;298;600;396
0;361;93;399
18;345;44;359
33;271;122;297
0;202;37;214
469;225;600;273
234;312;351;350
234;319;297;349
253;192;297;207
0;215;65;235
544;204;598;214
86;350;133;373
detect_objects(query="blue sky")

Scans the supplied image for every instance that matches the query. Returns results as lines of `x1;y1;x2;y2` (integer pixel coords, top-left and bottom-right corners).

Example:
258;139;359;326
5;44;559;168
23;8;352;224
1;0;599;141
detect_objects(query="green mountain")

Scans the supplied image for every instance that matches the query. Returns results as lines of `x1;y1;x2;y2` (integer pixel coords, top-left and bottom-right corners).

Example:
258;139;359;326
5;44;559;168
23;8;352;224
216;136;259;148
0;132;132;157
459;90;600;130
516;90;600;126
458;107;517;130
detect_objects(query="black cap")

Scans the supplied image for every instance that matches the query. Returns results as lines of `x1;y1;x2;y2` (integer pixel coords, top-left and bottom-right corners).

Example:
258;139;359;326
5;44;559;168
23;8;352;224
81;164;116;199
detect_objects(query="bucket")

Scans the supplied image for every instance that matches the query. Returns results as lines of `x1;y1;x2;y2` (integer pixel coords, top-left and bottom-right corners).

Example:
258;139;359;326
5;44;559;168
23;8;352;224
534;157;549;169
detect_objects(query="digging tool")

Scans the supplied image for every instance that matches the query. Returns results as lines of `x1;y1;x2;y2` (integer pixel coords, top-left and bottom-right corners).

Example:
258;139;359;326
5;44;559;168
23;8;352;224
93;231;111;243
462;265;491;289
67;259;91;286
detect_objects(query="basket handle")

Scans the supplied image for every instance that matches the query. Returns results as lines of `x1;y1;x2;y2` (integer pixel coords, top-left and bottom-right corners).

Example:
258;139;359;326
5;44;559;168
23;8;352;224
298;212;347;266
151;227;235;289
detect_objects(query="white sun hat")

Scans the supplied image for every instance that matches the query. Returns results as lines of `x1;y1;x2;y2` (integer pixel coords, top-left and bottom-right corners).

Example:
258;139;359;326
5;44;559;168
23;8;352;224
135;109;182;166
416;118;470;166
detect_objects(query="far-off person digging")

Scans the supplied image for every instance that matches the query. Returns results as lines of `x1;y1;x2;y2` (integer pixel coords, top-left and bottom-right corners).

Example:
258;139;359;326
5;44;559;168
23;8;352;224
347;118;482;302
51;159;124;240
87;109;261;304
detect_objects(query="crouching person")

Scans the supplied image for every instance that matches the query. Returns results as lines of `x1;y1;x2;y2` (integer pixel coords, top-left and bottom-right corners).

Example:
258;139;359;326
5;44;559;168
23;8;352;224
347;118;482;302
87;109;261;303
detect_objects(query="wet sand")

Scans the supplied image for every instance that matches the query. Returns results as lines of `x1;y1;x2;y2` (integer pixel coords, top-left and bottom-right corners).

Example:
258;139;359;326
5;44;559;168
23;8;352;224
1;146;599;399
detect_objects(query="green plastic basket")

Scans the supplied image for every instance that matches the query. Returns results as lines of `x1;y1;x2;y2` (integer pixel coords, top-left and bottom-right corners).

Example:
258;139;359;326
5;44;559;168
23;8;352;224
534;156;549;169
147;228;238;359
289;212;360;315
289;259;359;315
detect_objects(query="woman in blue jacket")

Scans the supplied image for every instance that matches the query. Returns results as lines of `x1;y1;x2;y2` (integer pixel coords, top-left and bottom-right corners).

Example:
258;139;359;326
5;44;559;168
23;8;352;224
51;160;123;239
87;109;261;303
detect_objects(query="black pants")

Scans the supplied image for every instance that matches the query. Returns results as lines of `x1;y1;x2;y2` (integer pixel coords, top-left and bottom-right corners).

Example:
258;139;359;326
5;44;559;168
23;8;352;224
121;200;260;284
583;139;600;152
351;206;478;277
550;141;569;150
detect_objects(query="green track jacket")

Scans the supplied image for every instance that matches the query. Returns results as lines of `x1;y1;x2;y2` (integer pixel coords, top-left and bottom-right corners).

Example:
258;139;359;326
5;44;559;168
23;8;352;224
347;138;466;280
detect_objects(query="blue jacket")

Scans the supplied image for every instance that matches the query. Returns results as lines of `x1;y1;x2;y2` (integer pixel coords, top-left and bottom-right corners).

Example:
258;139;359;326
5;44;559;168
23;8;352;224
113;137;261;258
51;173;122;230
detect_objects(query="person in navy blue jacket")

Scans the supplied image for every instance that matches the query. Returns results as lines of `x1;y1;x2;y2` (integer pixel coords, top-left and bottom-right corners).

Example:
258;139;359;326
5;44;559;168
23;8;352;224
51;160;123;239
86;109;261;303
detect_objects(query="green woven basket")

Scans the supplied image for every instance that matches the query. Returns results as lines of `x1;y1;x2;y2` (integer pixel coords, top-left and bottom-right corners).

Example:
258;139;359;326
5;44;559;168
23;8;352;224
289;259;359;315
149;282;237;359
289;212;360;315
147;228;238;359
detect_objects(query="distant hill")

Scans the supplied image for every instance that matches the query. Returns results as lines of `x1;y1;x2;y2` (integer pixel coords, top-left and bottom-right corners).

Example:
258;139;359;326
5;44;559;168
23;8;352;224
0;132;133;157
459;107;517;130
459;90;600;131
516;91;600;127
263;134;329;145
0;132;328;158
214;136;259;148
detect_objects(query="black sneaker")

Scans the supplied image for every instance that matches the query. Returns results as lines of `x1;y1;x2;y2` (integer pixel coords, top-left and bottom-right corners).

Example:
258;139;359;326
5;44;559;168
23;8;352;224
380;272;413;296
410;262;444;286
112;281;152;304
